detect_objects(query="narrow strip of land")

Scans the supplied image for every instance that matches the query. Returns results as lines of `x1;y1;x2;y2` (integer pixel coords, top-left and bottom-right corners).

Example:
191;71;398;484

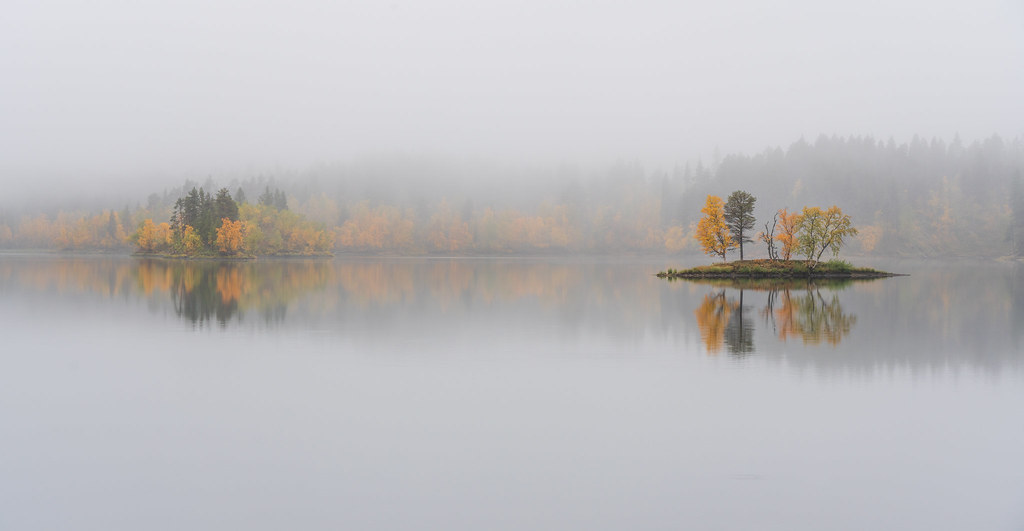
657;259;901;279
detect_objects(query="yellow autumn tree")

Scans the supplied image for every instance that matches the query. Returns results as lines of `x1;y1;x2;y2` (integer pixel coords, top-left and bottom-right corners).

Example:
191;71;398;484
215;218;246;254
695;195;734;261
795;205;858;263
136;219;157;252
155;222;173;250
181;225;202;254
775;208;802;260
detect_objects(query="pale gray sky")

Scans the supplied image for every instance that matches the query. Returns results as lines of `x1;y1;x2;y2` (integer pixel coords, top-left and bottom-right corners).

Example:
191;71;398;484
2;0;1022;192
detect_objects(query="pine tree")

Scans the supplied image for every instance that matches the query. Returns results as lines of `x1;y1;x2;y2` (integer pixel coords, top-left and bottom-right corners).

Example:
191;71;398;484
724;190;756;260
214;188;239;222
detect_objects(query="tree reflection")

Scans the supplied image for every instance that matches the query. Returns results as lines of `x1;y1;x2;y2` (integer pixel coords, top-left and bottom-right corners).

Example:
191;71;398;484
724;290;754;355
766;288;856;346
135;259;333;327
694;291;737;354
693;288;754;356
691;278;860;354
170;263;238;327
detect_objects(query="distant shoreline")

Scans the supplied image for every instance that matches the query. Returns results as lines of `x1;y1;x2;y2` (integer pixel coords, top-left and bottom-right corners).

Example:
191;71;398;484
131;252;333;261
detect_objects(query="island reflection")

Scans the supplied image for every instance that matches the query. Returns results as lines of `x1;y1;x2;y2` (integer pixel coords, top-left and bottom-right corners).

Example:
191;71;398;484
690;278;861;354
3;256;1021;374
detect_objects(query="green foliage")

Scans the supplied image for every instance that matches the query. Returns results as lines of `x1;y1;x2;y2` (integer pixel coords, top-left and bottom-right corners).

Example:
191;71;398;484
214;188;239;223
169;187;236;251
796;206;858;263
821;259;853;272
237;202;333;256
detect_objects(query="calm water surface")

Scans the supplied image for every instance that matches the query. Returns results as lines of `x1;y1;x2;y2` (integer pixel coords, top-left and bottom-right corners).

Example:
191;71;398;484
1;255;1022;530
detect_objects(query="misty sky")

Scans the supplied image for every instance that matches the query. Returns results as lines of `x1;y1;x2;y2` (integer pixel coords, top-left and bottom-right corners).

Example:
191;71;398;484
3;0;1023;192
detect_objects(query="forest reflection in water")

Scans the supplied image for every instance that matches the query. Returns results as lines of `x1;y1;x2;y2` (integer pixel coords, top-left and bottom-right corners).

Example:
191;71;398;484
0;256;618;328
689;278;860;355
1;254;1022;373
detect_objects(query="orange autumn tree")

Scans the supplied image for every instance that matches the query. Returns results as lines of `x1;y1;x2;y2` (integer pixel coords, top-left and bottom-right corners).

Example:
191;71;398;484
695;195;734;261
774;208;802;260
215;218;246;255
136;219;158;252
135;219;172;253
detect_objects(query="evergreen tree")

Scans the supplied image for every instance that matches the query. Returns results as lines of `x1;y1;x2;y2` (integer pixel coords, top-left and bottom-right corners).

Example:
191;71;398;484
196;187;216;243
235;187;247;204
183;187;201;228
258;186;288;210
724;190;757;260
259;186;275;207
214;188;239;222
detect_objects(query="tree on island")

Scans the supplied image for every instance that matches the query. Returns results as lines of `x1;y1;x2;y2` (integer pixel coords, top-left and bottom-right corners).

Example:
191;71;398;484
759;207;801;260
758;210;780;260
796;206;858;264
695;195;734;261
724;190;757;260
775;208;802;260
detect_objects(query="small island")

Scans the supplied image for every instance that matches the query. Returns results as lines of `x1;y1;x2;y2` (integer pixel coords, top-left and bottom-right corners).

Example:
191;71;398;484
132;186;334;259
658;259;899;279
661;191;902;280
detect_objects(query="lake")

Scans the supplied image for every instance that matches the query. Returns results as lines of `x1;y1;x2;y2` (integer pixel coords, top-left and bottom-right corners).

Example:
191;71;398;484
1;254;1022;530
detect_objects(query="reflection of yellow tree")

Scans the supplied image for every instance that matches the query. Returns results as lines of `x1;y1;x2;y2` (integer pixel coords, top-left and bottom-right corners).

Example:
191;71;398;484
694;291;738;354
215;266;245;303
771;289;856;345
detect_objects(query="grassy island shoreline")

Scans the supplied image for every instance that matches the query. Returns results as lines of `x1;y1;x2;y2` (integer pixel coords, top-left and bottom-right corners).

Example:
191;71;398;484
657;259;901;279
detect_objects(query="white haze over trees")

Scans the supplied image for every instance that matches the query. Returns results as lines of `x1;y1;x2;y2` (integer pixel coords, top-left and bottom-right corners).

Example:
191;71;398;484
1;0;1022;203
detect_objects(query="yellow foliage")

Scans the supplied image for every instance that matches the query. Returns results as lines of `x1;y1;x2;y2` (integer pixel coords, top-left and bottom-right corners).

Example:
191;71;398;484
775;208;802;260
182;225;202;253
215;218;246;254
695;195;733;261
796;205;857;261
137;219;157;252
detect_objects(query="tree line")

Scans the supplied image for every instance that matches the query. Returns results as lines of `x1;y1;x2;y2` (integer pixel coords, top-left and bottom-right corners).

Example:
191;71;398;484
135;186;333;256
1;134;1021;257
